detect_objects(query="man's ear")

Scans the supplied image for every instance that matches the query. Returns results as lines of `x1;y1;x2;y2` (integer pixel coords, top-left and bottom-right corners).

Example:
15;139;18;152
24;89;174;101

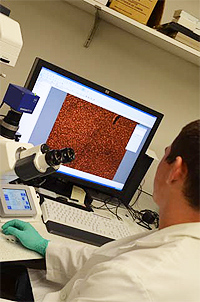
167;156;188;184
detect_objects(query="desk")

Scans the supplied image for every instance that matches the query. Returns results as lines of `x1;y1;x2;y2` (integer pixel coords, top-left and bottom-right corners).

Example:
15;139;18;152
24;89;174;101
0;192;152;263
0;220;95;262
0;193;155;302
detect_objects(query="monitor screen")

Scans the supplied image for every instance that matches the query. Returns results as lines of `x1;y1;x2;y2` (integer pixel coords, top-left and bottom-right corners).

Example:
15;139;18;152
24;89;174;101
19;58;163;205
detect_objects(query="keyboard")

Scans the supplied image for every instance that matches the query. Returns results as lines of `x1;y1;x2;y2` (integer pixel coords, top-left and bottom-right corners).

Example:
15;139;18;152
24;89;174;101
41;198;132;246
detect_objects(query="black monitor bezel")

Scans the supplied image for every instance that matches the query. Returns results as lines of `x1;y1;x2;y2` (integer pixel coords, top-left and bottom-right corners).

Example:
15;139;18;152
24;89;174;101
23;57;163;205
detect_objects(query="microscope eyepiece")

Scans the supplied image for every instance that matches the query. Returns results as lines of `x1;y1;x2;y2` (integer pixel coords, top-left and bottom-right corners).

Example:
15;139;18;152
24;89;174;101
60;147;75;163
14;145;75;181
40;143;50;154
45;149;62;166
45;147;75;166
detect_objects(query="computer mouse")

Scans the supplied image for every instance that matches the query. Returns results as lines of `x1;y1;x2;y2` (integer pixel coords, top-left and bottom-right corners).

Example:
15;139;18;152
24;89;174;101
2;234;18;243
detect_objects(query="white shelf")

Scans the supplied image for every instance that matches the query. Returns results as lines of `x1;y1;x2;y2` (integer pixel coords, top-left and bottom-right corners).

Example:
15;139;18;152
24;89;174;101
65;0;200;66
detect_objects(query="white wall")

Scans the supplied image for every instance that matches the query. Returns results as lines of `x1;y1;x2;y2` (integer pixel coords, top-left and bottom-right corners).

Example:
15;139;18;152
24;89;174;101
0;0;199;195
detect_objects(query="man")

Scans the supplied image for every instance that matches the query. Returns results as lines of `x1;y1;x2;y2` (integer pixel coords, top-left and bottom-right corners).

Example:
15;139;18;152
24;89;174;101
1;120;200;302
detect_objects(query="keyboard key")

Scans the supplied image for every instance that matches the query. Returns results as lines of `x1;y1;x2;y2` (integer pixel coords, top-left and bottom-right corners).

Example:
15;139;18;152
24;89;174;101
41;198;132;246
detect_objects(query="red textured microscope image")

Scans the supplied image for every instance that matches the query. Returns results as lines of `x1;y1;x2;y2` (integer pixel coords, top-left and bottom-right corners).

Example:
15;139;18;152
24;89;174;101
47;94;137;180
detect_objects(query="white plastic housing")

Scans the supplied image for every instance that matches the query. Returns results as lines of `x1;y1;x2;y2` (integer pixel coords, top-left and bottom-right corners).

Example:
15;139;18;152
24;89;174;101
0;13;23;67
0;136;32;184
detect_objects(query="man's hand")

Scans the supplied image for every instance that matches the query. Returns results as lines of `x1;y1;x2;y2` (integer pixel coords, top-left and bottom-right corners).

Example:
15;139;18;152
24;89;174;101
2;219;49;257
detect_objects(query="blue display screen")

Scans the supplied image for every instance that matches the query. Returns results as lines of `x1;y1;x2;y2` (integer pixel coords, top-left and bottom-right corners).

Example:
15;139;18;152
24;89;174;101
3;189;31;211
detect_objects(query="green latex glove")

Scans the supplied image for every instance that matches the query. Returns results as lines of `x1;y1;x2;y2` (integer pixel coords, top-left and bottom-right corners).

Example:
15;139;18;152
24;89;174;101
2;219;49;257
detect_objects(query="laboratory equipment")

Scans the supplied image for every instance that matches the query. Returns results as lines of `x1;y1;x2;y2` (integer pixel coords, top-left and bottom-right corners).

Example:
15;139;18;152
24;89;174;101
0;7;23;67
0;84;40;140
0;55;75;183
18;57;163;206
0;184;42;223
0;137;75;185
0;183;37;217
0;84;75;184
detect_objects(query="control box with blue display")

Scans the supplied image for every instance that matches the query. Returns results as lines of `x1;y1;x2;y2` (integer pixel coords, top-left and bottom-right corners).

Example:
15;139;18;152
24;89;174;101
0;184;37;217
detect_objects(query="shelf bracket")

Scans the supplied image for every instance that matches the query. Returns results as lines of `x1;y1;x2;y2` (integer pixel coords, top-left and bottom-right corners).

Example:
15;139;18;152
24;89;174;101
84;6;101;48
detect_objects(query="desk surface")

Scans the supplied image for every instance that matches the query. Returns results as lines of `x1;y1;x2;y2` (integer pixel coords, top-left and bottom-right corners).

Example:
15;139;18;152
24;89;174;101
0;195;151;262
0;220;91;262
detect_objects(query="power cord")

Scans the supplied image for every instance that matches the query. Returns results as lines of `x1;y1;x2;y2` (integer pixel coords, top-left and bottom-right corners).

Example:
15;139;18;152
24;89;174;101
0;100;4;109
130;184;143;207
92;196;122;221
91;189;159;229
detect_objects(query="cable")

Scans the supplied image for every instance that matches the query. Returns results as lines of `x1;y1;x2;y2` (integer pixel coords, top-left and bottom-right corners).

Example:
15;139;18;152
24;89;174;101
130;184;143;207
104;198;122;221
0;100;4;109
91;196;123;221
126;205;141;222
91;185;159;228
127;204;159;230
140;189;153;197
126;181;159;230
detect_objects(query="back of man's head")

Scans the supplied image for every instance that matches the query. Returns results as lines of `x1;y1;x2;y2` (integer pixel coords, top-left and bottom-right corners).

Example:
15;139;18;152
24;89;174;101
166;120;200;210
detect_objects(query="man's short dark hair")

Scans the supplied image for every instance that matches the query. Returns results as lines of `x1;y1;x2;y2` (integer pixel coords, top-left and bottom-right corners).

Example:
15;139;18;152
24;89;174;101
166;120;200;210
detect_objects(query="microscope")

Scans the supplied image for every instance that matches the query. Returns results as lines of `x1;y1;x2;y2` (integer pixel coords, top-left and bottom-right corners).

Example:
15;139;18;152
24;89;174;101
0;7;75;185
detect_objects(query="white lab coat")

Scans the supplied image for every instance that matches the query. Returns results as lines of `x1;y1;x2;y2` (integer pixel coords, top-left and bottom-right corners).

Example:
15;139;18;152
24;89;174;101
29;222;200;302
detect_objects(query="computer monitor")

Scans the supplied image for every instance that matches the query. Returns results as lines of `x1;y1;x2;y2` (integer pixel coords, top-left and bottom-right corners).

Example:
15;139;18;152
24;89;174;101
18;58;163;206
